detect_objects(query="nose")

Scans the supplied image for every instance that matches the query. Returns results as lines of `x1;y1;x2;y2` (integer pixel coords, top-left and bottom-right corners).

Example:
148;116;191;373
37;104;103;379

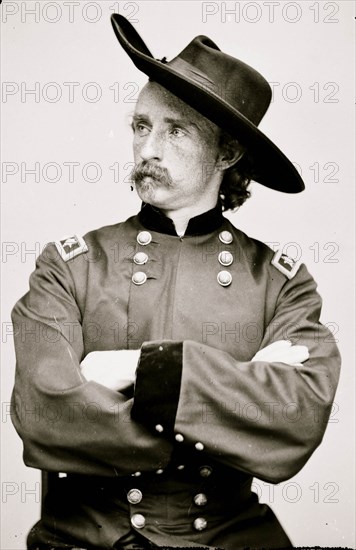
137;130;164;162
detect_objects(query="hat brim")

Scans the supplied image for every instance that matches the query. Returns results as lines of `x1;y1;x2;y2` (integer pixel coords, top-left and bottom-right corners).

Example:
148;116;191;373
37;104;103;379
111;14;304;193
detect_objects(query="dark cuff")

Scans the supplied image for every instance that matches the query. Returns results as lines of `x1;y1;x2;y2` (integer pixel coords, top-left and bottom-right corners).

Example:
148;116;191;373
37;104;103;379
131;341;183;435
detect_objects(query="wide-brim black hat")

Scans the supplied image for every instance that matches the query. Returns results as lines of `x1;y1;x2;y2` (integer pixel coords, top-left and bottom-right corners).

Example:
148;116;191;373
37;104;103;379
111;14;304;193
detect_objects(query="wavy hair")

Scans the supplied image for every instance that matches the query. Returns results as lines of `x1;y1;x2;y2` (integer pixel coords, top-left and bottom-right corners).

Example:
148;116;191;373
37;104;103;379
218;131;254;212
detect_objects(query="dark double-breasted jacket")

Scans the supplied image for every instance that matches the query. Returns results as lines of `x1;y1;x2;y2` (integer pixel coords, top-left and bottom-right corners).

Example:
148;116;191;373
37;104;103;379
11;204;341;549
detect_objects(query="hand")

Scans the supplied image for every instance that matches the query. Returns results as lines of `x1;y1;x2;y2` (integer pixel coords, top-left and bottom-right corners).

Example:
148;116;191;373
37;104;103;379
80;350;141;391
252;340;309;367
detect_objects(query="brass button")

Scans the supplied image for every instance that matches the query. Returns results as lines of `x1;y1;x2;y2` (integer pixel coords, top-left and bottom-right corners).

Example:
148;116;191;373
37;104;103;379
131;513;146;529
132;271;147;285
219;230;233;244
127;488;142;504
175;433;184;443
217;270;232;287
218;251;233;266
133;252;148;265
199;465;212;478
193;517;207;531
155;424;164;433
195;442;204;451
194;493;208;507
137;231;152;246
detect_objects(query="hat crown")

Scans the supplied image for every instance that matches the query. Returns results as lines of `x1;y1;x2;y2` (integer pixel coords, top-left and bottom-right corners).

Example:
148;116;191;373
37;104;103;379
170;35;272;126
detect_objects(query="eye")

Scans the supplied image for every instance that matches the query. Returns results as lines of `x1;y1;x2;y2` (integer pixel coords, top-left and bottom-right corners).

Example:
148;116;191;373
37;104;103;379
170;126;186;138
132;122;150;136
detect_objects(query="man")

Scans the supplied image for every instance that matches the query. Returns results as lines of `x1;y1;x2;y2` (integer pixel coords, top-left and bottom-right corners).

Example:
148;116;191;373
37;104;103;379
11;14;340;550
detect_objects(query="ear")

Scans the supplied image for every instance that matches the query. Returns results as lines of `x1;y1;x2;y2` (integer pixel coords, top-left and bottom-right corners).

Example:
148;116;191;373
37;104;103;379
217;139;245;170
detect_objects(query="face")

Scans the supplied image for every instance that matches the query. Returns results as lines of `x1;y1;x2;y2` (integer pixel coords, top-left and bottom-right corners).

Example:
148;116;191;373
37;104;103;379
131;81;224;213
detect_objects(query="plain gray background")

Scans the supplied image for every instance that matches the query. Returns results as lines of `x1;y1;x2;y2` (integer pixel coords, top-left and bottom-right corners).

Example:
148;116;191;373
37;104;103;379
1;1;355;548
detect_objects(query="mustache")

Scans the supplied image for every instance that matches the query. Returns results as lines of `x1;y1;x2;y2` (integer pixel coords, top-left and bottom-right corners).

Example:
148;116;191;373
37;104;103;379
131;161;173;188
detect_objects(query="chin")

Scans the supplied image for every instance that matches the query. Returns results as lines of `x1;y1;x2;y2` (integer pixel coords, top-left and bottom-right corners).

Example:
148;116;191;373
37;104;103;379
136;184;168;209
136;181;155;201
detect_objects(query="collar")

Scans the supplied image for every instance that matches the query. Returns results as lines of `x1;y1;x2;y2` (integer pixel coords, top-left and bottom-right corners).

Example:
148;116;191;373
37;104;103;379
138;202;224;236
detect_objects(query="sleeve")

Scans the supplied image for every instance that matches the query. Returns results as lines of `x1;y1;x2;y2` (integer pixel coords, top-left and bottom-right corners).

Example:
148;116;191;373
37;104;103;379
131;264;341;483
11;245;172;477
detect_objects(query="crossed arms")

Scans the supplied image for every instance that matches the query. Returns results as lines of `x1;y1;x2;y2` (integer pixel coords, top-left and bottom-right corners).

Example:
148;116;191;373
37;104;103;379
80;340;310;392
11;241;340;483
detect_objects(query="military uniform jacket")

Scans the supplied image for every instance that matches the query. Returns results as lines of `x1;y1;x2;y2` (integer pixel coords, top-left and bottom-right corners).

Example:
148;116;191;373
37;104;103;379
11;204;341;549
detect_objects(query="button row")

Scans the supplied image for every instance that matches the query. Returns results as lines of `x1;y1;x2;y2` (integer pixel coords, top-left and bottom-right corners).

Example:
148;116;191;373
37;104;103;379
134;231;234;287
173;431;203;450
129;488;146;530
217;231;234;288
137;231;233;247
132;269;232;287
130;511;208;532
127;468;212;533
130;464;212;475
133;231;151;286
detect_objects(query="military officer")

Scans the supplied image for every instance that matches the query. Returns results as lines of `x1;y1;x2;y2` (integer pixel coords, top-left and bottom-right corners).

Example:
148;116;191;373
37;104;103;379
11;14;341;550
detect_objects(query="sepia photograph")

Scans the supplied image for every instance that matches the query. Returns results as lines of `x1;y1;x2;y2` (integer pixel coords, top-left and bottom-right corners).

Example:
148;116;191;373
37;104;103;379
1;1;355;549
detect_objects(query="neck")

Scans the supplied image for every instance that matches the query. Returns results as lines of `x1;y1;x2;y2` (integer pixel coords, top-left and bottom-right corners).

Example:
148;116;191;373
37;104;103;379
161;198;219;235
